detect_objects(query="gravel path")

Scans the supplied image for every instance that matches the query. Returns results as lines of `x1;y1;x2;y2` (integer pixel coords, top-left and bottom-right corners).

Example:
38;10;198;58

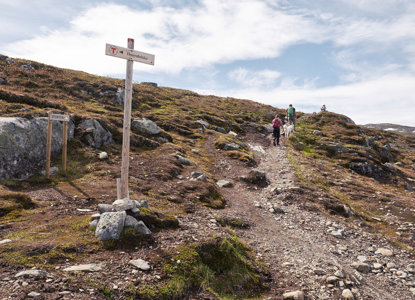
216;139;415;299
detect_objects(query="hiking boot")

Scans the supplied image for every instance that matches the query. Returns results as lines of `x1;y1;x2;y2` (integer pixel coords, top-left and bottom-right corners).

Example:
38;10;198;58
273;140;276;146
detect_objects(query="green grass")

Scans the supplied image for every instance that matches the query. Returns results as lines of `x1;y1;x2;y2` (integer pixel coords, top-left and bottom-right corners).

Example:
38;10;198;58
0;215;99;267
132;233;268;299
0;192;36;217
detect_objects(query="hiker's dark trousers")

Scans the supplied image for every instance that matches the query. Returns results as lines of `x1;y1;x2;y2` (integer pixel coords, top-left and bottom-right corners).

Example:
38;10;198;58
273;127;280;145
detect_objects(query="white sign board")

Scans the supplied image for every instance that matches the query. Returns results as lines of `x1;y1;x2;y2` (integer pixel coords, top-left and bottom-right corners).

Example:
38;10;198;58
105;43;155;65
49;114;70;122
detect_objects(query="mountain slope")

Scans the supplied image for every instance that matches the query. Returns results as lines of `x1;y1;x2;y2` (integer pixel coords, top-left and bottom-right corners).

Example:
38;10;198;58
364;123;415;136
1;56;415;299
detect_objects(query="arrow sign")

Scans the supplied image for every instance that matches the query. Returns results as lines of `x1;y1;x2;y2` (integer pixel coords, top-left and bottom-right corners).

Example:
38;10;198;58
105;43;155;65
49;114;70;122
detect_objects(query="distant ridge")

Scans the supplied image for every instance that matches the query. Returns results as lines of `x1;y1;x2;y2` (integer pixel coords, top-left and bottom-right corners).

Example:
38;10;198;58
363;123;415;135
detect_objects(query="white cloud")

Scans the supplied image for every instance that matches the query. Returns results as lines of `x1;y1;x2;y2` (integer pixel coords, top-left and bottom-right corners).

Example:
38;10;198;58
339;0;411;13
228;68;281;87
2;0;329;75
198;73;415;126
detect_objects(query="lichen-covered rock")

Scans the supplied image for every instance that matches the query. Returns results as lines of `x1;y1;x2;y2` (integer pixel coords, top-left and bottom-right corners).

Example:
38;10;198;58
125;215;152;235
78;118;113;148
223;143;240;151
196;119;210;129
349;162;384;179
132;118;161;135
97;204;114;214
0;55;14;64
19;64;35;72
134;200;149;208
95;211;126;240
0;117;74;180
216;180;233;188
112;198;136;211
176;155;191;165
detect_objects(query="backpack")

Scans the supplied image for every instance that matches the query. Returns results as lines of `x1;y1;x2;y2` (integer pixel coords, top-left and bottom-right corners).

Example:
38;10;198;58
287;107;295;116
272;118;280;128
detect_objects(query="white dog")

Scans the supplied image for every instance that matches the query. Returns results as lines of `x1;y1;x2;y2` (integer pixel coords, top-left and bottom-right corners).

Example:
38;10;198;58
283;124;294;137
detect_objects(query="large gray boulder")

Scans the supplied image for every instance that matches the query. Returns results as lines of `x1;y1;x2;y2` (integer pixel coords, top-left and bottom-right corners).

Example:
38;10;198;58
78;118;113;148
132;118;161;135
0;117;74;180
95;211;126;240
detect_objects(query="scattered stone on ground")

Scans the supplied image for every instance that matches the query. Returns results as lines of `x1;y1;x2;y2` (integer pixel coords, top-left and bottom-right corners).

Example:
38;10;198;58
282;290;304;300
375;248;393;257
63;263;103;272
223;143;240;151
0;239;12;245
216;179;233;188
129;259;150;271
176;155;191;165
15;270;47;278
27;291;41;298
99;151;108;159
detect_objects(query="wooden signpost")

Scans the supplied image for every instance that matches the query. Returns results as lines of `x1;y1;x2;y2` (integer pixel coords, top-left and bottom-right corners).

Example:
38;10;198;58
105;39;155;199
45;112;70;178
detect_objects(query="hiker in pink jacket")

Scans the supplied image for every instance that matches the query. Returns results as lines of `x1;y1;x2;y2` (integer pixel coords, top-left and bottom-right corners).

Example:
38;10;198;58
272;115;283;146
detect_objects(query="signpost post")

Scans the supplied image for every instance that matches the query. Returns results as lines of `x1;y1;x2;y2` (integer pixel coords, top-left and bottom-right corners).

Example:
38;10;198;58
105;39;155;199
45;113;70;177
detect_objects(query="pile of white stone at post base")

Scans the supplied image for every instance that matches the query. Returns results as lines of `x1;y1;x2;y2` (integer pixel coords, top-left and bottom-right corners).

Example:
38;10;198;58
90;198;152;240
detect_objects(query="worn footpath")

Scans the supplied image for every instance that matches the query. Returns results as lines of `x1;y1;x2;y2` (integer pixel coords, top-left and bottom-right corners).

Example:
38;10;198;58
213;132;415;299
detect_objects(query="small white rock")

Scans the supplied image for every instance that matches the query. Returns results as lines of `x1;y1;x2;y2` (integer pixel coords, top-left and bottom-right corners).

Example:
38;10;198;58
373;263;382;269
0;239;12;245
341;289;354;299
99;152;108;160
27;292;41;298
375;248;393;257
15;270;47;278
129;259;150;271
63;263;103;272
282;290;304;300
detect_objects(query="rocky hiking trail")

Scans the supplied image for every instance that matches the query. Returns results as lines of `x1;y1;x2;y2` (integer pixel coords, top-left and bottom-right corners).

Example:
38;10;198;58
1;128;414;300
210;130;415;299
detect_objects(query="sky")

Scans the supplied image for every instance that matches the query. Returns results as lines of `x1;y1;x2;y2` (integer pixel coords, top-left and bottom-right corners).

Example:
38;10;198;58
1;0;415;126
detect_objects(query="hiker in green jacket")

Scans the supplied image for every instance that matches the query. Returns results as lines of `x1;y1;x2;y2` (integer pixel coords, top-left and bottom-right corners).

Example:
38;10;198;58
287;104;296;129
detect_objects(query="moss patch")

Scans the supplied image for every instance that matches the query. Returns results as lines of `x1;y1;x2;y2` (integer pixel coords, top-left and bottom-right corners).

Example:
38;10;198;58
216;217;251;229
138;207;180;230
0;216;99;267
215;134;255;165
132;233;269;299
0;192;36;217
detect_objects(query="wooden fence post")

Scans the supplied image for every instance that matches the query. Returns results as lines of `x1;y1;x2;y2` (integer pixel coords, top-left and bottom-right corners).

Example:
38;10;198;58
62;121;68;175
46;112;53;178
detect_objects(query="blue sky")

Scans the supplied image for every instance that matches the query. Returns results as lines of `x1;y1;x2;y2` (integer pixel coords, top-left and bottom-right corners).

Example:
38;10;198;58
1;0;415;125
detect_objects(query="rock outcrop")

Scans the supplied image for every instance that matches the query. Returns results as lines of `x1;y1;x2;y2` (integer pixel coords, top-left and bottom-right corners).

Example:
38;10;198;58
78;118;113;148
132;118;161;135
0;117;74;180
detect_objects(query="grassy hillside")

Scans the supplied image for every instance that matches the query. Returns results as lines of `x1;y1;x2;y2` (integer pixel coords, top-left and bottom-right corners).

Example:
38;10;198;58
287;112;415;250
0;55;281;299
